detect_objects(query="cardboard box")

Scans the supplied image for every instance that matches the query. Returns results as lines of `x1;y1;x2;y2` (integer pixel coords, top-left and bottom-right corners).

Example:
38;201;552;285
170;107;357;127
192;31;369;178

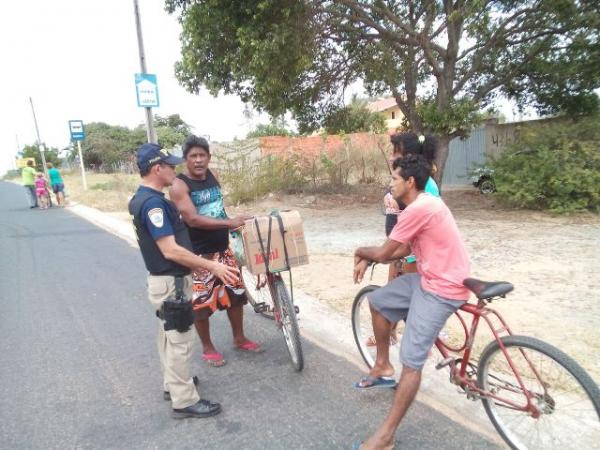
241;210;309;275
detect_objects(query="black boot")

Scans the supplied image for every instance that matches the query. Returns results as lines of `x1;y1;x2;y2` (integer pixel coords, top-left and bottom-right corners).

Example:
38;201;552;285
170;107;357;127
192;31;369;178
172;399;221;419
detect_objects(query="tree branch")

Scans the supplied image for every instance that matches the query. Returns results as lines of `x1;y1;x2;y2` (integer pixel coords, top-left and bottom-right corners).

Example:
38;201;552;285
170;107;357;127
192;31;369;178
472;36;555;102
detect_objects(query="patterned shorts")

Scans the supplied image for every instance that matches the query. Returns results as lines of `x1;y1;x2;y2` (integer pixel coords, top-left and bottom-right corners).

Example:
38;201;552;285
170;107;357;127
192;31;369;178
191;248;247;319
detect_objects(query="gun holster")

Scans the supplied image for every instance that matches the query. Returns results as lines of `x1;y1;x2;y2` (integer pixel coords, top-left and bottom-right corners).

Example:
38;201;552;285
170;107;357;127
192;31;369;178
159;277;194;333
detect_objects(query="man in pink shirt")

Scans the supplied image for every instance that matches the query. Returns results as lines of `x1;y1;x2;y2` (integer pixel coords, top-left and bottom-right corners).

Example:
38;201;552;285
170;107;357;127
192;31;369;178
353;154;470;450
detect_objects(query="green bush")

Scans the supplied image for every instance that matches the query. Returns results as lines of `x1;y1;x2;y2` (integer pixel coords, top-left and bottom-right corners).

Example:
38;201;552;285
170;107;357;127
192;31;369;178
491;116;600;213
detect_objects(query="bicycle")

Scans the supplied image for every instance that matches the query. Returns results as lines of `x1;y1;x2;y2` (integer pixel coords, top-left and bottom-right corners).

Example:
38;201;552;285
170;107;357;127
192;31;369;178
352;261;600;450
231;222;304;372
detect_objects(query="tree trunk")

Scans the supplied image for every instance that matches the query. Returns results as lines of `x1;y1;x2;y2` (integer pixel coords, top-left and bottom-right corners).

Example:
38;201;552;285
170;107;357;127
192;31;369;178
433;135;451;192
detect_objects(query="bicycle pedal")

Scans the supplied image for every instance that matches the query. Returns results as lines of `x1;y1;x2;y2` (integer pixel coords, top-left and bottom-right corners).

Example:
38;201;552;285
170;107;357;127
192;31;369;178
253;302;269;313
435;357;455;370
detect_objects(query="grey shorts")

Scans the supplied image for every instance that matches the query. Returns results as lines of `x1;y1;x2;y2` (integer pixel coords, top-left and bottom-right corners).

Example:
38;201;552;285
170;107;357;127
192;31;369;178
368;273;465;370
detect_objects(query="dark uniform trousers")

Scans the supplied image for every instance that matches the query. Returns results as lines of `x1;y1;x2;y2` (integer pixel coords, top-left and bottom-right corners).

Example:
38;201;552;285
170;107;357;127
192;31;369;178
147;274;200;409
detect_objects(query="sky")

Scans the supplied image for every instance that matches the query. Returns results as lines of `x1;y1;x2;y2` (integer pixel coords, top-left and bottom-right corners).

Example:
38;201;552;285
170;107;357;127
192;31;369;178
0;1;537;176
0;0;272;175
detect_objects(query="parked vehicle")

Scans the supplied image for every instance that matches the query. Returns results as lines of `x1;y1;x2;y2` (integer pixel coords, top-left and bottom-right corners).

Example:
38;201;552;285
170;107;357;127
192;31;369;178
470;167;496;194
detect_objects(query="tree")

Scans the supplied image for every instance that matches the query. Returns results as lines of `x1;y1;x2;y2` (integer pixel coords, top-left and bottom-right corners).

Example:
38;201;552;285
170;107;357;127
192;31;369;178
246;116;295;137
20;144;61;170
166;0;600;186
153;113;193;147
79;122;145;169
323;96;386;134
79;116;193;169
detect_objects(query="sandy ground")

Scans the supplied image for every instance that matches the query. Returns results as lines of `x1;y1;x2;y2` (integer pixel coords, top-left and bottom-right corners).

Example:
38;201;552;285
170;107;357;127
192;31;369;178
226;189;600;383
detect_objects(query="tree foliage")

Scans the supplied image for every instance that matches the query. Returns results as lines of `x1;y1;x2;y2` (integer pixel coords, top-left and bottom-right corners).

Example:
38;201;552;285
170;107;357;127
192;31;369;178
246;117;295;138
167;0;600;185
79;122;145;168
490;115;600;213
154;113;193;147
323;97;386;134
78;115;192;169
20;144;61;170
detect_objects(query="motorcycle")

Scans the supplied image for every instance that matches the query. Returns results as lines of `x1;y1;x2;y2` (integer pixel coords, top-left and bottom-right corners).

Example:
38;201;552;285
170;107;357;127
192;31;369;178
470;167;496;194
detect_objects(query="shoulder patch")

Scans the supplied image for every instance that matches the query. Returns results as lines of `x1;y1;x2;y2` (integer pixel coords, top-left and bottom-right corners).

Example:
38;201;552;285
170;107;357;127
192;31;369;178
148;207;164;228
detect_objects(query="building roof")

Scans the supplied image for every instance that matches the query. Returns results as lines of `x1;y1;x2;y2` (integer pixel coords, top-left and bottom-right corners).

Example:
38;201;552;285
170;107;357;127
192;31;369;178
366;97;398;113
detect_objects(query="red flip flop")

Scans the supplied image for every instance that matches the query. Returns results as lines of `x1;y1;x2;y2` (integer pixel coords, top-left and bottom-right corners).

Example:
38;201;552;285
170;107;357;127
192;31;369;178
235;340;263;353
202;352;226;367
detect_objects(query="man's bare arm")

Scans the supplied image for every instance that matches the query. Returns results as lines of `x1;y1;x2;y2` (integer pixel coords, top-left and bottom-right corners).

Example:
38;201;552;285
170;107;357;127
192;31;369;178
354;239;411;263
156;235;238;285
169;178;245;230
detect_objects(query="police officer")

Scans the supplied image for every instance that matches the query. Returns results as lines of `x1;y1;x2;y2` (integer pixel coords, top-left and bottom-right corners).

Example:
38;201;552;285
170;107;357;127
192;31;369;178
129;143;239;419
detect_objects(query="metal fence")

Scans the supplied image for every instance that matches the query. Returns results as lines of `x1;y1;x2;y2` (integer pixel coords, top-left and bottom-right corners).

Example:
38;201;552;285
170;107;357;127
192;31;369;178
442;127;487;186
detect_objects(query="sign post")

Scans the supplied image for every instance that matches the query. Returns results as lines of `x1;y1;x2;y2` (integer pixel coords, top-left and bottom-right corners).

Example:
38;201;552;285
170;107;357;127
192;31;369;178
134;72;159;143
68;120;87;191
133;0;158;144
29;97;48;178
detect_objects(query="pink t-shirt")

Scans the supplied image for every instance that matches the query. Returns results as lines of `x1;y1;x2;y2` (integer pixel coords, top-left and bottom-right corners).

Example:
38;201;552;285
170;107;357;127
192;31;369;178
389;193;470;300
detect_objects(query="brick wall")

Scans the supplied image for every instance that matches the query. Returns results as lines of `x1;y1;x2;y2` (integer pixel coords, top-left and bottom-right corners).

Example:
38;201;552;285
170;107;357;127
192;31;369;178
259;131;396;159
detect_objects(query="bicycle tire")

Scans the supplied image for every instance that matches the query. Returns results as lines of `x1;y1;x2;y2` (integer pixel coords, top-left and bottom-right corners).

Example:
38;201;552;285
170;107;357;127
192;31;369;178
479;178;495;195
241;267;275;320
478;335;600;450
351;285;381;369
272;278;304;371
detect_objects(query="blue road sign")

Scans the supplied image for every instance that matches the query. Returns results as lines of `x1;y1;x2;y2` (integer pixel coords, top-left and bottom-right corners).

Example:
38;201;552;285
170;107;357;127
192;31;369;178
68;120;85;141
135;73;160;108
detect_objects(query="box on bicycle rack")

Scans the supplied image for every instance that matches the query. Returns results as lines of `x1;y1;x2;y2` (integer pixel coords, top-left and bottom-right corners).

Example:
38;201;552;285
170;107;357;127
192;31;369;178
241;210;309;275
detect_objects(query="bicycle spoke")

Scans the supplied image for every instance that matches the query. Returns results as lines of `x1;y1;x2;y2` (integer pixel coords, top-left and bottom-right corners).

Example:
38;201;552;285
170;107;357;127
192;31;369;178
478;336;599;450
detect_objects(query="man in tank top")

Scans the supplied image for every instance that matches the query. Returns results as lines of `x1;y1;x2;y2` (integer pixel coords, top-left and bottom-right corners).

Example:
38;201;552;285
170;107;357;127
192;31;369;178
170;135;261;367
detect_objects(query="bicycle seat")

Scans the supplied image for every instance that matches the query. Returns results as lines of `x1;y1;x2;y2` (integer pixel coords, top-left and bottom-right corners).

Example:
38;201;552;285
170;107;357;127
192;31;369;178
463;278;514;300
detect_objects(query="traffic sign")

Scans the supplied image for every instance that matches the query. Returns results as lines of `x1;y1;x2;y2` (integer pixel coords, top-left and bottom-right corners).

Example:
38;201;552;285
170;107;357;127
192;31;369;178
135;73;160;107
69;120;85;141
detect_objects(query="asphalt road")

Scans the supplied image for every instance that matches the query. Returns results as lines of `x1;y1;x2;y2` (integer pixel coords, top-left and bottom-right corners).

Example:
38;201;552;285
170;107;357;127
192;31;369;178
0;181;500;450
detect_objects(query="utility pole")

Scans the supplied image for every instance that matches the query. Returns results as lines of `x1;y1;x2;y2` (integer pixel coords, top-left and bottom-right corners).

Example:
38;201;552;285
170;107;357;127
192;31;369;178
14;134;20;170
29;96;48;177
133;0;157;144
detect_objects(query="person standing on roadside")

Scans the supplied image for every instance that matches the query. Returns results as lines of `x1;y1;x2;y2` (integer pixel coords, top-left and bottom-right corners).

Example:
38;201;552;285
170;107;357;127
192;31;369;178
170;135;261;368
47;163;65;207
129;143;239;419
21;160;37;208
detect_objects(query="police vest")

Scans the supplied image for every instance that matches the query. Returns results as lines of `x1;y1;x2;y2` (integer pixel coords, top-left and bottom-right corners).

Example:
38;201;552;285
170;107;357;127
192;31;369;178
128;188;192;276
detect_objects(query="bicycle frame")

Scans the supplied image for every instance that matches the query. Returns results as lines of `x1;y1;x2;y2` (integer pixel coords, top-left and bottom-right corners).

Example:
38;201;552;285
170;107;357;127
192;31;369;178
435;301;545;417
264;271;284;323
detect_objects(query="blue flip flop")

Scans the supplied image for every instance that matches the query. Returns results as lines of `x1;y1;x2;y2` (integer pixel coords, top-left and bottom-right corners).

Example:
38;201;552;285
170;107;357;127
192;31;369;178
353;375;397;390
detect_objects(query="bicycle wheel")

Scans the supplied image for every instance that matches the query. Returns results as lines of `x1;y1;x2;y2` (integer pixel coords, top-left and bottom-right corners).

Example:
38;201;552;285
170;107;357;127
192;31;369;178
478;335;600;450
241;267;274;320
352;285;403;369
272;277;304;371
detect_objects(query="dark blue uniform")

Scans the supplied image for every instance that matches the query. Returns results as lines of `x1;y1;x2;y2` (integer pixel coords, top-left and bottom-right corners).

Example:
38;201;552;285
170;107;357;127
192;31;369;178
129;186;193;276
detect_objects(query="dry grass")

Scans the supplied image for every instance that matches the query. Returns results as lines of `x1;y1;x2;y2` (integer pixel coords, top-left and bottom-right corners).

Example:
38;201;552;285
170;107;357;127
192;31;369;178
62;170;139;212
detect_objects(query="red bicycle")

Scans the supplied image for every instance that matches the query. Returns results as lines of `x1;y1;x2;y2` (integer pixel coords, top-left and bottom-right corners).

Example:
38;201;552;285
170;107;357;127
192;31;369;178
352;262;600;450
231;231;304;372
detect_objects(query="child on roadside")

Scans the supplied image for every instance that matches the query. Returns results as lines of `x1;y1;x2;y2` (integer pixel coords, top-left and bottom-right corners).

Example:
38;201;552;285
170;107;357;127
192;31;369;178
35;172;50;210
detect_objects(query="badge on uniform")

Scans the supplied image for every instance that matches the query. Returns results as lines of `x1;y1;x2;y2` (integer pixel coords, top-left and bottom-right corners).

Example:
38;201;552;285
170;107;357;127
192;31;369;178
148;208;164;228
